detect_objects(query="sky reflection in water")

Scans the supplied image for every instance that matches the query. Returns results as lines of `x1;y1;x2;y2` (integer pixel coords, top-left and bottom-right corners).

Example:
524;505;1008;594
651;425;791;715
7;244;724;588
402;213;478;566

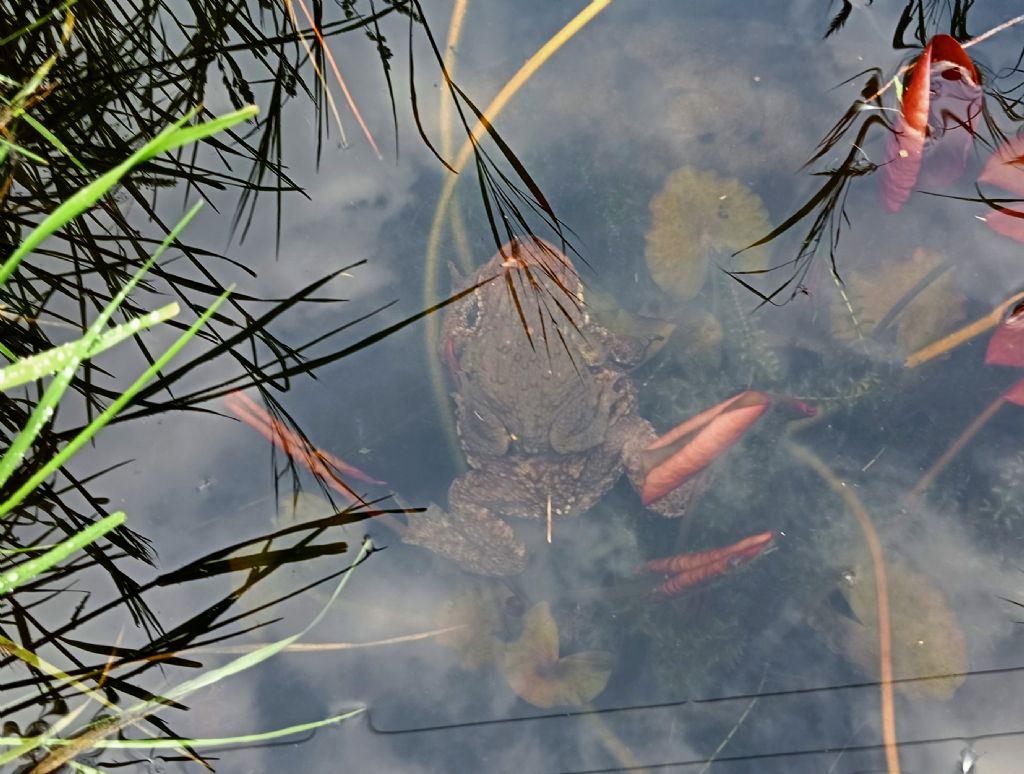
74;1;1024;771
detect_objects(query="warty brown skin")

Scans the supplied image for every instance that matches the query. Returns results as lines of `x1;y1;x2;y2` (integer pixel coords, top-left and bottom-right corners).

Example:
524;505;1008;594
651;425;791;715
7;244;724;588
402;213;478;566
404;238;700;575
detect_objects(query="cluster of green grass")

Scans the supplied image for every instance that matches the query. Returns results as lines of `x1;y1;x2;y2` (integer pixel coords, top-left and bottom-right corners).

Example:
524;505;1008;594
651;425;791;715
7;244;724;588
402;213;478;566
0;92;254;594
0;16;376;765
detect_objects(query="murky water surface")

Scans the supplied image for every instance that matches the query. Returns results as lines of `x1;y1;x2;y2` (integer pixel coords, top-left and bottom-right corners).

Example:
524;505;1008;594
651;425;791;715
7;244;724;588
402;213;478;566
9;1;1024;771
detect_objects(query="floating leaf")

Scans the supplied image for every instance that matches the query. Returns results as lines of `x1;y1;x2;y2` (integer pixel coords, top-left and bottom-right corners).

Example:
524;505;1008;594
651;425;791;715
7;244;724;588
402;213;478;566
810;554;967;700
978;135;1024;243
831;247;965;356
645;167;770;299
882;35;981;212
502;602;612;708
436;581;512;670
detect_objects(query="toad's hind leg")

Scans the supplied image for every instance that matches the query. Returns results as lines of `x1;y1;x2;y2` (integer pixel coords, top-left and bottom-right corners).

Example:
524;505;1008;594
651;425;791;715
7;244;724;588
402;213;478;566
402;477;527;576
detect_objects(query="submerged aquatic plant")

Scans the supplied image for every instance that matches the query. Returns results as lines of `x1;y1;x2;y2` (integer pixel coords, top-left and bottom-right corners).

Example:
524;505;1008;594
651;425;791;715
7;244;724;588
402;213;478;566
502;601;613;709
979;450;1024;536
732;13;1024;304
645;167;770;300
880;35;983;213
829;247;966;357
809;551;967;700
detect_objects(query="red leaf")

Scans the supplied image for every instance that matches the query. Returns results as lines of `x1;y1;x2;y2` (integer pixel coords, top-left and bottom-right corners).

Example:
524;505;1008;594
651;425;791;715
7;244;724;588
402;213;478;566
928;34;979;81
979;136;1024;196
881;41;932;212
882;35;982;212
1004;378;1024;406
639;392;815;505
983;208;1024;243
639;531;775;599
985;300;1024;367
978;136;1024;243
638;531;774;575
640;391;771;505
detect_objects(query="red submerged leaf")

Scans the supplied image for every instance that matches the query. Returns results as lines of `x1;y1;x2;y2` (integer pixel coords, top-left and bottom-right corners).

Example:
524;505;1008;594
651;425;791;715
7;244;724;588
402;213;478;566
640;391;771;505
983;209;1024;243
979;136;1024;242
881;40;932;212
985;300;1024;367
882;35;982;212
1004;378;1024;406
979;136;1024;196
640;393;815;505
638;531;774;575
928;34;979;81
640;531;775;599
223;391;386;501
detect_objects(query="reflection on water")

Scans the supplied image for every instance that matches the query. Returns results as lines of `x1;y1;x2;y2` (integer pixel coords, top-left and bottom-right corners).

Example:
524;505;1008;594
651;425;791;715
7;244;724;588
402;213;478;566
7;0;1024;772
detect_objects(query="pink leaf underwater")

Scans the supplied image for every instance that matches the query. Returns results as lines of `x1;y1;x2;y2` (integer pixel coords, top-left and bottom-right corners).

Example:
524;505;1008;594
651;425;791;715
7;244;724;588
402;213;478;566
979;136;1024;243
985;300;1024;368
1004;378;1024;407
882;35;981;212
639;391;815;505
637;531;775;599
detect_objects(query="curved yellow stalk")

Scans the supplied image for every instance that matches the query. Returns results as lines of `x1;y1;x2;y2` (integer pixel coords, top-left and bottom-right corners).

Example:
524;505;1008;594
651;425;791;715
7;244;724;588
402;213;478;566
425;0;613;458
785;440;900;774
905;291;1024;368
440;1;474;285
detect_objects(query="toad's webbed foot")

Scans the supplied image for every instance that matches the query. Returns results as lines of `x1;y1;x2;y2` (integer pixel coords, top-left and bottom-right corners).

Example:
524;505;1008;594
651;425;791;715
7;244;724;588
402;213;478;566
403;484;526;576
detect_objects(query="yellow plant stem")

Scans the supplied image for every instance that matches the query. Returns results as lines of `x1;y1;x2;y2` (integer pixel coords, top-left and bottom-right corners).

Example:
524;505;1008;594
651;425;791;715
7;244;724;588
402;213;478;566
911;392;1006;498
904;291;1024;369
424;0;613;459
439;0;475;288
785;440;900;774
440;0;470;160
582;707;644;772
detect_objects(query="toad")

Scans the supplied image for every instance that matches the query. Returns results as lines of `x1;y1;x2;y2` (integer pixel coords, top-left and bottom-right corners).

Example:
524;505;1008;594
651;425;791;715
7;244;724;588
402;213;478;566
404;237;706;575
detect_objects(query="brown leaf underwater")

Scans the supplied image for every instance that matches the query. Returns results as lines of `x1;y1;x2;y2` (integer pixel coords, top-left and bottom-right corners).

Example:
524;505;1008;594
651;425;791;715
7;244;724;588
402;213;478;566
645;166;770;300
810;552;967;700
502;602;613;708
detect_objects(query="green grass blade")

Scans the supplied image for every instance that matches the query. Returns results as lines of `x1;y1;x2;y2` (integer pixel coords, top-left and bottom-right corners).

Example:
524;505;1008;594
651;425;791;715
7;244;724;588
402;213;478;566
0;512;124;594
145;538;371;707
0;1;76;46
0;138;47;164
3;541;372;765
0;709;365;752
21;112;87;171
0;303;179;392
0;288;230;516
0;105;256;285
0;202;202;494
0;632;122;765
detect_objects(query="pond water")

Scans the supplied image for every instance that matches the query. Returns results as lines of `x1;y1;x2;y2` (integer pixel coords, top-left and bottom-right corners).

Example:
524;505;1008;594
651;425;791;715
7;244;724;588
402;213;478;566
6;0;1024;772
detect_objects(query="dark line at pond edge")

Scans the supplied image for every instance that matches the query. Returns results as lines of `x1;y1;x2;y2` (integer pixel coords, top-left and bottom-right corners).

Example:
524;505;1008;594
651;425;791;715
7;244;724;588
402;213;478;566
552;726;1022;773
366;661;1024;735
